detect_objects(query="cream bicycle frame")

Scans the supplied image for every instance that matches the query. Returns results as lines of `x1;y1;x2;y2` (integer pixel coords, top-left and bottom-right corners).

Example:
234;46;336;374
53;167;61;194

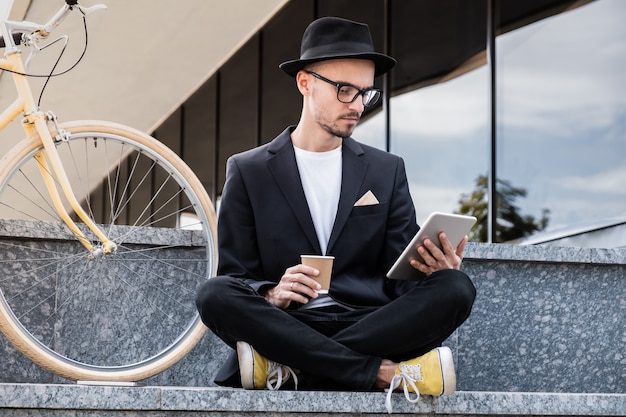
0;39;116;254
0;1;217;382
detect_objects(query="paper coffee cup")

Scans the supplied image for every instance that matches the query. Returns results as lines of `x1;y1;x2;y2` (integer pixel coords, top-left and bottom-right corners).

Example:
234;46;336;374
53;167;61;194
301;255;334;294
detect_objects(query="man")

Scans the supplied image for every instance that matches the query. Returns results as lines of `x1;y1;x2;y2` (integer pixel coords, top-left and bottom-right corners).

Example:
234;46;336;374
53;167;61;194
196;17;476;412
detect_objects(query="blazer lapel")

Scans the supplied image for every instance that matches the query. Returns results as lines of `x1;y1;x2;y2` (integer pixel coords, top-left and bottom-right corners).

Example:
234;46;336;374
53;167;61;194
267;128;321;253
327;137;367;253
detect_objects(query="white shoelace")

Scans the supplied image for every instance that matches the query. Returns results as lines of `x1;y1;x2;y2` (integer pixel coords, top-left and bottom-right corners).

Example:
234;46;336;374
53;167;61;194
266;361;299;390
384;363;422;413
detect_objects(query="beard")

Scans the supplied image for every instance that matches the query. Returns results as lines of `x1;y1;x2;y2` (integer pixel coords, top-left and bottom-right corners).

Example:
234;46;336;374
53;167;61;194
320;112;361;138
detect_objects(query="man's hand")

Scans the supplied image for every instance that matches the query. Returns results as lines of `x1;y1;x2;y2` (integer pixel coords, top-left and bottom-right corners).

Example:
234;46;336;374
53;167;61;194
409;232;467;276
263;264;322;309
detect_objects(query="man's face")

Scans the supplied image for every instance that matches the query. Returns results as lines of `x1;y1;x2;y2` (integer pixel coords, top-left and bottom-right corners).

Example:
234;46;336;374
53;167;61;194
307;59;376;138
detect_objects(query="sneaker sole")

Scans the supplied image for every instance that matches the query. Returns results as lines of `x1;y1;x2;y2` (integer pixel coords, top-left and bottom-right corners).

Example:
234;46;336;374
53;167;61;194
436;346;457;395
236;341;256;389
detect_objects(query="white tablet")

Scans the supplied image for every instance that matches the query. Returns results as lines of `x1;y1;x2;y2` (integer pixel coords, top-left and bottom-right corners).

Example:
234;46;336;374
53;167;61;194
386;212;477;280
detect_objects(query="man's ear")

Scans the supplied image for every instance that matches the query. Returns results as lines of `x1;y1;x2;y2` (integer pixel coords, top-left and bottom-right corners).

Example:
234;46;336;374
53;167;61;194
295;70;311;97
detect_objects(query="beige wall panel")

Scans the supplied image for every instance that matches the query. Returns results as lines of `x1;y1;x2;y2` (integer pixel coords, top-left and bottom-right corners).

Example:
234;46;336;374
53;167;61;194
0;0;288;156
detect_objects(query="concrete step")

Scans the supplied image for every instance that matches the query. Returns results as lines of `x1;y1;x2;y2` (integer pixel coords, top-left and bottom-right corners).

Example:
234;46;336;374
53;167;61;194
1;383;625;416
1;232;624;416
2;243;625;394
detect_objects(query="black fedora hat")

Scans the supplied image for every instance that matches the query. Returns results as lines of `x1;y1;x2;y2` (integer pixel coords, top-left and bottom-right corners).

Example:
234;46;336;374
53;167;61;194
279;17;396;77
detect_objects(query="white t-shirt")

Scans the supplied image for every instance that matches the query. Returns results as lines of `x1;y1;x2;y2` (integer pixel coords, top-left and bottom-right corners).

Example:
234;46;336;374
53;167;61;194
293;145;342;255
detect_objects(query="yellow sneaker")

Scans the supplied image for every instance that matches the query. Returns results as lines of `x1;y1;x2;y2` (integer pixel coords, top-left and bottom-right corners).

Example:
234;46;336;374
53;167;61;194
236;341;298;390
385;346;456;413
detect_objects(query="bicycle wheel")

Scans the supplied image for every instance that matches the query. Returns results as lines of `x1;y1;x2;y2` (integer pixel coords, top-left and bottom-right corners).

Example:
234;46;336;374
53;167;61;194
0;120;217;381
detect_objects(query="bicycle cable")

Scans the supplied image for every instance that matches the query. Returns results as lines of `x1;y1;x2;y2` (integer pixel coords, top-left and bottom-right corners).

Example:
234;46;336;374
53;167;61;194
0;10;90;107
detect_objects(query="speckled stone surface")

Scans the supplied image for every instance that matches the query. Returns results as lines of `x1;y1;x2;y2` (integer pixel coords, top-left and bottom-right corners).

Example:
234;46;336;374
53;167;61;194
0;221;625;415
458;244;625;394
0;218;206;246
0;220;214;387
0;384;624;416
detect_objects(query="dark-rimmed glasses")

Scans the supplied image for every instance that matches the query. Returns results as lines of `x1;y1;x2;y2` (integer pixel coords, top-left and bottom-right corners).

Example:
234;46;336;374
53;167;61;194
306;71;382;108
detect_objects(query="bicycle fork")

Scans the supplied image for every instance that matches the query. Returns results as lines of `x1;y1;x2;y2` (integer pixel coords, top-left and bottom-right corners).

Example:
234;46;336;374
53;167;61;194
26;112;118;257
2;50;115;257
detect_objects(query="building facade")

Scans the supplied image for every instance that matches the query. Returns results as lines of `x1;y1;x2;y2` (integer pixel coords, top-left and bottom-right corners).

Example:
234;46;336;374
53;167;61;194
152;0;625;246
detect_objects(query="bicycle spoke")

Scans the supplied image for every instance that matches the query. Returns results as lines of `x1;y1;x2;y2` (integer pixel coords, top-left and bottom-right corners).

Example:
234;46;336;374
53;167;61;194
0;125;215;377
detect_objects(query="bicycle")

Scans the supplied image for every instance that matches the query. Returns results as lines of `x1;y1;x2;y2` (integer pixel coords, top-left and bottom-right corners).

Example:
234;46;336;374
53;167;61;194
0;0;217;382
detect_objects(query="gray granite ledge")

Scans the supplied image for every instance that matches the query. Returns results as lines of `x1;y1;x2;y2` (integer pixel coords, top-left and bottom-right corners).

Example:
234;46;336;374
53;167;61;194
0;384;624;416
464;242;626;265
0;218;206;246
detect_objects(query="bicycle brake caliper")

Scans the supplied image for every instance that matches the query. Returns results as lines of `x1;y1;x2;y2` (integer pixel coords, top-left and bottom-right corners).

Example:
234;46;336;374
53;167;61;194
46;111;70;142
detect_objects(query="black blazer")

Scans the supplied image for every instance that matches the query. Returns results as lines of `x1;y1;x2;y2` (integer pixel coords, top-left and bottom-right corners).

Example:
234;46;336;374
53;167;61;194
217;126;420;307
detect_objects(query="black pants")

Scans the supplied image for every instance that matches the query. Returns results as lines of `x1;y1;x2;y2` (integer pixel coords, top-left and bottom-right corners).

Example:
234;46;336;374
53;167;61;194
195;269;476;390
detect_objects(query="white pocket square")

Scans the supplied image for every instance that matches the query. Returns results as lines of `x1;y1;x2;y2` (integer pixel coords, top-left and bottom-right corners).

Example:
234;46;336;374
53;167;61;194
354;190;379;206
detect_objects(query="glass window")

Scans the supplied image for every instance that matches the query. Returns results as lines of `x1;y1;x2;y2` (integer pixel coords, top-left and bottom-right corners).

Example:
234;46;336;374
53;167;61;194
390;70;490;224
217;36;260;193
260;1;313;143
386;0;490;225
353;109;387;150
497;0;626;236
183;80;218;201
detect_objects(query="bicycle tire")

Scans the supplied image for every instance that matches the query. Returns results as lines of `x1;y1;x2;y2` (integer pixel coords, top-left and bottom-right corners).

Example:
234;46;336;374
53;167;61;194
0;120;217;381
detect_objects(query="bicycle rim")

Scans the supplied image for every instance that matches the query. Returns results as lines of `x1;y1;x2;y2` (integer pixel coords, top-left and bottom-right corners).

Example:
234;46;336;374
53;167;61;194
0;120;217;381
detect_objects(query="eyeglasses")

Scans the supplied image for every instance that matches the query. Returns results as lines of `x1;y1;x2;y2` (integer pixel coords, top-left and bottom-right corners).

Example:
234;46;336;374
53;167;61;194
306;71;382;108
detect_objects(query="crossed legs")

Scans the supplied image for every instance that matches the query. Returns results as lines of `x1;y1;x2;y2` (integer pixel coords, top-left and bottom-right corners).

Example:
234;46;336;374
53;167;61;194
195;269;475;390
